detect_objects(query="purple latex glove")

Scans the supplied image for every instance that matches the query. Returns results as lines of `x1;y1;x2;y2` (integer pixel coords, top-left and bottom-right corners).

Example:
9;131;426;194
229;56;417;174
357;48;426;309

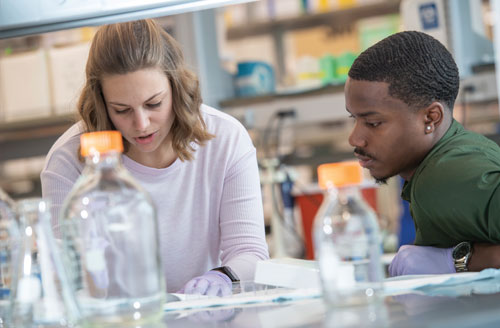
178;271;232;297
389;245;456;277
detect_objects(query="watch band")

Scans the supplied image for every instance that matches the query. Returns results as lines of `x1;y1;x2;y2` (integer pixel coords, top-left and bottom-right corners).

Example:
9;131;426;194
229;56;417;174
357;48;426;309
454;256;468;272
211;266;240;282
452;241;473;272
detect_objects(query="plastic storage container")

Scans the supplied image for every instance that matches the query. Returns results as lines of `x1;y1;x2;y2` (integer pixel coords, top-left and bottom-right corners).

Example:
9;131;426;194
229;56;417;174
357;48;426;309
58;131;165;326
235;61;275;97
313;161;383;307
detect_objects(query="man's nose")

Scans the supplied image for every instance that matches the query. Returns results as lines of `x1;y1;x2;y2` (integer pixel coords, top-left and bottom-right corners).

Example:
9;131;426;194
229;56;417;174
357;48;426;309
348;123;367;148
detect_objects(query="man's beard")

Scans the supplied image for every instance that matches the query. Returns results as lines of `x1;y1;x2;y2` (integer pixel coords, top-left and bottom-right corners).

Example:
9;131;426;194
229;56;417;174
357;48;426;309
374;177;388;185
353;148;389;185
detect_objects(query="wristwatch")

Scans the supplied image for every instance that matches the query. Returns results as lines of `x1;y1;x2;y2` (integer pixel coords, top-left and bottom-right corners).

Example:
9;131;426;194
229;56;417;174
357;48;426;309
211;266;240;282
452;241;473;272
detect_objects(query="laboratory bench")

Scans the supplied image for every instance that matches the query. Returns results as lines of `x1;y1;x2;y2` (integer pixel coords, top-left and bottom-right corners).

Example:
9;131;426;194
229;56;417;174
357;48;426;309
158;273;500;328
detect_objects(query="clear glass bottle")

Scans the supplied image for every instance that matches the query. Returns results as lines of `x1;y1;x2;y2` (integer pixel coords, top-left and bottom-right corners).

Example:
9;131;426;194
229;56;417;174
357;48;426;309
59;131;165;326
0;188;20;324
10;198;80;327
313;161;383;307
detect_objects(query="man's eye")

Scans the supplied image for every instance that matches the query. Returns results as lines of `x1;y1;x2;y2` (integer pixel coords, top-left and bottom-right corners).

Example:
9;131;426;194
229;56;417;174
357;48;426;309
367;122;381;127
147;102;162;108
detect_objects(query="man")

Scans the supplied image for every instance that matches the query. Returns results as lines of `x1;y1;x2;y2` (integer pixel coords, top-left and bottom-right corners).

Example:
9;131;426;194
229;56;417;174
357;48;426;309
345;30;500;276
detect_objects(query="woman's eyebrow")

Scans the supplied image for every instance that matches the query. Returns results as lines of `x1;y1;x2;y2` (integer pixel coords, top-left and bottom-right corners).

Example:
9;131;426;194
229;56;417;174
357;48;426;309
108;90;165;106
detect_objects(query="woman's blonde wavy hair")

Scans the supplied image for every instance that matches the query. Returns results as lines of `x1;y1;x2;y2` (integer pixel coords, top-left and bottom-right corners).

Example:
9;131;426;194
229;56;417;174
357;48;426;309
77;19;214;161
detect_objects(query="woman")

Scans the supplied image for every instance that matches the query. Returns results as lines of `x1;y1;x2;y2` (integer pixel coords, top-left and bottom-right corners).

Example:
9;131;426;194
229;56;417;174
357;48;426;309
41;19;269;296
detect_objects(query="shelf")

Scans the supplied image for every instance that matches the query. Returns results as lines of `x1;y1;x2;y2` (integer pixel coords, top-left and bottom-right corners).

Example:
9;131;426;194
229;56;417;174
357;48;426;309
0;113;76;142
0;114;76;162
220;83;345;108
226;0;401;40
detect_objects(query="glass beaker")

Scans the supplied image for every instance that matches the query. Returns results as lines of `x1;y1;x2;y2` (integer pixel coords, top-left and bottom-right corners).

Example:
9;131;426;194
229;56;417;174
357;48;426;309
10;198;81;327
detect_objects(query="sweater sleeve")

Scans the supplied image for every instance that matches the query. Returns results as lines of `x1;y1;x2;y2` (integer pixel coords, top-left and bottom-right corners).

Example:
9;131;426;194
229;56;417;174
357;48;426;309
40;140;83;229
218;146;269;281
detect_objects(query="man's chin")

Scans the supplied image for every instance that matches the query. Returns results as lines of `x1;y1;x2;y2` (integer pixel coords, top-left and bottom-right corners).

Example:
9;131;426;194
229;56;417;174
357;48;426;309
370;172;391;185
374;177;389;185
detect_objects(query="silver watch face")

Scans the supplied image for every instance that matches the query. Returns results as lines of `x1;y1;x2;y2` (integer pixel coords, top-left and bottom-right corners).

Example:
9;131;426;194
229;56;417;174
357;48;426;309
453;242;471;260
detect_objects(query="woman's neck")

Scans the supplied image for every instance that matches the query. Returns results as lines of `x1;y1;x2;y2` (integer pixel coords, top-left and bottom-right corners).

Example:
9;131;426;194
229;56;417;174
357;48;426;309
126;139;177;169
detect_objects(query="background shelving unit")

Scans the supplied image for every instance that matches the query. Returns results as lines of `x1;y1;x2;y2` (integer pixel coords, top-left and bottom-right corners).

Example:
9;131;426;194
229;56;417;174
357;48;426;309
226;0;401;40
225;0;401;83
0;114;76;161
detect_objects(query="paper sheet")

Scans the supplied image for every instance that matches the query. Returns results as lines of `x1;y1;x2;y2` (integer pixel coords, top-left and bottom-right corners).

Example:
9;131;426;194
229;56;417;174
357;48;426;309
165;269;500;312
164;288;320;312
383;269;500;295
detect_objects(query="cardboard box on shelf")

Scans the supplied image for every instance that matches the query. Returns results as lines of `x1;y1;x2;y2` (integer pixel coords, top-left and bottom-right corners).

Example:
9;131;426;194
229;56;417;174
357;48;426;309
47;42;90;115
0;49;52;122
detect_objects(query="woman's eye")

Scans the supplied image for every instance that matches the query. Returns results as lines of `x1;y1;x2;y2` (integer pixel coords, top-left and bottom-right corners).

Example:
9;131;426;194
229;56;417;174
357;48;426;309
147;102;162;108
115;108;130;114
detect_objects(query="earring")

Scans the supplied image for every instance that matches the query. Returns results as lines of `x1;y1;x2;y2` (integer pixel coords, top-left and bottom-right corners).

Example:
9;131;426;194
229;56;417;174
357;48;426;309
426;125;432;132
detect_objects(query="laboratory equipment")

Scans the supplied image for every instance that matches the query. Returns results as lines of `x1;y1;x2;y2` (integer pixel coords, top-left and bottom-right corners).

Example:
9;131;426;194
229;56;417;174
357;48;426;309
59;131;165;325
10;198;80;327
0;188;19;324
313;161;384;307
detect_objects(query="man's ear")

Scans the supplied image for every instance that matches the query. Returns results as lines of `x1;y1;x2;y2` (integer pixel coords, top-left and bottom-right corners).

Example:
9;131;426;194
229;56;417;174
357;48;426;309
423;102;445;133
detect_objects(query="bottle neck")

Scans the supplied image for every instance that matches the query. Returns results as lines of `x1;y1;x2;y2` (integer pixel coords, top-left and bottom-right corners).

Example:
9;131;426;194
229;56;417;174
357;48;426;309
338;185;360;196
327;185;361;203
84;151;123;170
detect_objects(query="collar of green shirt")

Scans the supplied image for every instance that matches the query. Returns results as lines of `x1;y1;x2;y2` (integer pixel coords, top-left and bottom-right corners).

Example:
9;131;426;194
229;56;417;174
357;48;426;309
401;119;461;202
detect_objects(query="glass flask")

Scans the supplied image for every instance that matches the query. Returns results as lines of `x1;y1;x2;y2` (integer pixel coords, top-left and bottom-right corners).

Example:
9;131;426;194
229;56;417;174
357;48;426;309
0;188;19;325
59;131;165;326
10;198;81;327
313;161;383;307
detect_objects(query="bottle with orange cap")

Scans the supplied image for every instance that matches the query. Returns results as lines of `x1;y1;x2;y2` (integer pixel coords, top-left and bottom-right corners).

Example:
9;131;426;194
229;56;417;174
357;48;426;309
313;161;383;307
59;131;165;325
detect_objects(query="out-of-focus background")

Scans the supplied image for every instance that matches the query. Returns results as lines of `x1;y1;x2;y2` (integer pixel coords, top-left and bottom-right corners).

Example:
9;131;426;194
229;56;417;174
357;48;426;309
1;0;498;259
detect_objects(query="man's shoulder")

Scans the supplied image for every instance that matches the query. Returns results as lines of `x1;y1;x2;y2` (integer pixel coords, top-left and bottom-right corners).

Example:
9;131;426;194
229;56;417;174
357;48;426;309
414;127;500;189
435;127;500;163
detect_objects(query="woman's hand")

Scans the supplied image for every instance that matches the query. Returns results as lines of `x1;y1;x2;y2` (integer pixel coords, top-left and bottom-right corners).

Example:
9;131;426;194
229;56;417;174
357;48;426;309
177;271;232;297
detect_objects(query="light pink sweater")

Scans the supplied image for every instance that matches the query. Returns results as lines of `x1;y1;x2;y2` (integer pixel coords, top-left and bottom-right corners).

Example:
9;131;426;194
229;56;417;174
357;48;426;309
41;104;269;292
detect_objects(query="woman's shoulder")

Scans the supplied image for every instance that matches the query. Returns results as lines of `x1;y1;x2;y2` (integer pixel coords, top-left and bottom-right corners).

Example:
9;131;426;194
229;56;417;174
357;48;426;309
198;104;255;155
43;121;85;170
200;104;247;136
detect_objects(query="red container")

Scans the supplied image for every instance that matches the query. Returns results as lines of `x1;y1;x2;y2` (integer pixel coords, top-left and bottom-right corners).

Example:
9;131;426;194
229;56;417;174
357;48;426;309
295;187;378;260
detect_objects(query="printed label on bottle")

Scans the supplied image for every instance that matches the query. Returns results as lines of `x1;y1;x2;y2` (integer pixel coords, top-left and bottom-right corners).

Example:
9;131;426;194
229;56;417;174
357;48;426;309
17;276;41;303
336;263;355;290
86;249;106;272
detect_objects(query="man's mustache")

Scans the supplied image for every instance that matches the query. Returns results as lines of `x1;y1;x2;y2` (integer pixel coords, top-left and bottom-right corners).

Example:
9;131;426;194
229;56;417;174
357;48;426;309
354;147;375;160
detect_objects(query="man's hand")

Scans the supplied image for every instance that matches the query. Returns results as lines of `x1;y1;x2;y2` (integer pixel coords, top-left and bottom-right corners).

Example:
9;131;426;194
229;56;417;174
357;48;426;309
389;245;456;277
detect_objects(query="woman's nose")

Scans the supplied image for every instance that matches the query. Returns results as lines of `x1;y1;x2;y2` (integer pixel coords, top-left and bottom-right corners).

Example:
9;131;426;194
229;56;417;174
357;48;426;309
134;109;150;131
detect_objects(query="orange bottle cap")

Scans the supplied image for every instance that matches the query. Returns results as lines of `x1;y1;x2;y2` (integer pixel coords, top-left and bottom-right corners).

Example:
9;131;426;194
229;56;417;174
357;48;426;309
317;161;363;189
80;131;124;157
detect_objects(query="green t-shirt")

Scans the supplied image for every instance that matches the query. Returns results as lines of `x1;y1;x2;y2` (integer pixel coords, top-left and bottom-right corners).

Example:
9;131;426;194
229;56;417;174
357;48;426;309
402;119;500;247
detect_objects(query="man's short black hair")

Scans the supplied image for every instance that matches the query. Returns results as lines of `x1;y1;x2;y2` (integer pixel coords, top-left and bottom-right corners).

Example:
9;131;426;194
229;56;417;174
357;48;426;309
348;31;459;111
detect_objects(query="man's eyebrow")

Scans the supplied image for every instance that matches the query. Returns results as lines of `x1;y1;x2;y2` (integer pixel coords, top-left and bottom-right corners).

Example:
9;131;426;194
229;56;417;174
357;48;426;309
345;108;380;118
